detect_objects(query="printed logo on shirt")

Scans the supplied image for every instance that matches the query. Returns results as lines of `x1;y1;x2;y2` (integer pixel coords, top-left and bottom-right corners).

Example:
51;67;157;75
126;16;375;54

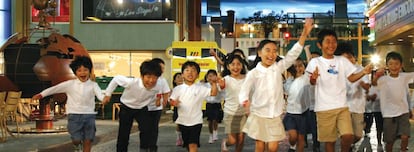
327;64;338;75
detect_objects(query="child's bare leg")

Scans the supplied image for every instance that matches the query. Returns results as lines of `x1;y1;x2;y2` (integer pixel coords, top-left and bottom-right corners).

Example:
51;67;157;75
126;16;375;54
83;139;92;152
188;143;198;152
400;135;409;152
234;133;245;152
254;140;265;152
208;120;214;134
287;130;298;146
267;141;279;152
324;141;335;152
385;142;394;152
297;134;305;152
340;134;353;152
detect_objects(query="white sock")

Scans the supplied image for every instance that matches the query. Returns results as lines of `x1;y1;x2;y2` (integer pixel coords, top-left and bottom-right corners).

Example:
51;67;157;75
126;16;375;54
176;131;181;139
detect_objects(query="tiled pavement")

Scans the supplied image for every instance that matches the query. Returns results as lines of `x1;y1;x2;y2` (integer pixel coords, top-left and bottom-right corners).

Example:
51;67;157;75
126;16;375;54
1;113;413;152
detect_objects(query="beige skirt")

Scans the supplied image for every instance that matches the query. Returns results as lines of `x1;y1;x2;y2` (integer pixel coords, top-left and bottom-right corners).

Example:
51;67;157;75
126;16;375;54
223;113;247;134
242;114;286;142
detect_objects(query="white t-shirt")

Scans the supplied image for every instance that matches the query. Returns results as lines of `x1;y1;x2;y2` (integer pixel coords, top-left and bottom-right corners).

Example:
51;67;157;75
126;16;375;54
40;79;105;114
305;56;357;112
223;75;246;116
170;82;210;126
148;77;171;111
239;42;303;118
105;75;162;109
205;83;224;104
347;64;369;113
285;75;310;114
365;86;381;113
306;85;316;111
377;72;414;117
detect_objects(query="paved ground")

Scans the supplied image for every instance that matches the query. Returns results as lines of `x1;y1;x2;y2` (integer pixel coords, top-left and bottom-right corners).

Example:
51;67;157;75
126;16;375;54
1;112;414;152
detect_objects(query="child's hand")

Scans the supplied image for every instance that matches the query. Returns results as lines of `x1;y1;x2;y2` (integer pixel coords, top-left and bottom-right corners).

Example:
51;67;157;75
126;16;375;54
304;45;311;51
375;67;386;78
169;99;180;107
363;64;374;74
302;18;314;37
242;100;250;116
209;48;217;56
102;96;111;105
218;78;225;89
310;67;319;79
155;94;162;107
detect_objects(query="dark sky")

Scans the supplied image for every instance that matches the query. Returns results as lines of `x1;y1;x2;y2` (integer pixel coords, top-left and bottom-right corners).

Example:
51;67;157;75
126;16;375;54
202;0;367;19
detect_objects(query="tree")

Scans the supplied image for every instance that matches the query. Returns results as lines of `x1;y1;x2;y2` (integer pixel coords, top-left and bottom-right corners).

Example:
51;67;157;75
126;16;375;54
242;11;287;39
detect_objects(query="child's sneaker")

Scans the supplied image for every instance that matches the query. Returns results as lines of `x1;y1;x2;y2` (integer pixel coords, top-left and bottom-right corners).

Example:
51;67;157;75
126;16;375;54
213;131;218;141
176;138;183;146
221;139;228;152
208;135;214;144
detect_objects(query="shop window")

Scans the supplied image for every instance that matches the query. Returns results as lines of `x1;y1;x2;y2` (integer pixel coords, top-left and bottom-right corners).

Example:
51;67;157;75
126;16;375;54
89;52;152;77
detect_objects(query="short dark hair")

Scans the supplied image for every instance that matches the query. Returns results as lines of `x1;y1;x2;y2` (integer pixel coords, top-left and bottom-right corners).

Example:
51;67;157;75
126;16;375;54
317;29;337;45
386;51;403;64
204;69;217;82
151;58;165;65
70;56;93;73
232;49;246;58
335;42;354;56
140;60;162;77
172;72;182;87
181;61;200;74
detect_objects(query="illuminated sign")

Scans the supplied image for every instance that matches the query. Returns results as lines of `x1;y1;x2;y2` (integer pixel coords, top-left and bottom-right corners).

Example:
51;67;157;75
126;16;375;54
375;0;414;32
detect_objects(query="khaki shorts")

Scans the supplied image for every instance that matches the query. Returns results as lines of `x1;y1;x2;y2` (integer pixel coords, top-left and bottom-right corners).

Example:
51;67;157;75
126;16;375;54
243;114;286;142
316;107;353;142
223;113;247;134
351;113;365;138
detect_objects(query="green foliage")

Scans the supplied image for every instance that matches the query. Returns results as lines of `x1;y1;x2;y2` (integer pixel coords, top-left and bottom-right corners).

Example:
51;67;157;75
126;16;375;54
241;11;287;39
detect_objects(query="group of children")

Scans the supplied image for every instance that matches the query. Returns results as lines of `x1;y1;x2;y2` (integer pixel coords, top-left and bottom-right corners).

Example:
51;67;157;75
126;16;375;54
31;17;412;152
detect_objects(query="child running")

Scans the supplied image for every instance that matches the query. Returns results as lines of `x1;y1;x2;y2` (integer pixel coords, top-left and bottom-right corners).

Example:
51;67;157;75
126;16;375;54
204;69;224;144
335;42;370;149
146;58;171;151
32;56;104;152
103;60;163;152
305;29;373;152
283;58;310;152
218;54;248;152
365;85;384;150
372;51;413;152
238;18;314;152
171;72;184;146
169;61;218;152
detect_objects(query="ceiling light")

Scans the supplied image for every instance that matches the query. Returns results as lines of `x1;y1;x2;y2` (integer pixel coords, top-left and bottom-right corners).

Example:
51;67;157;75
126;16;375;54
398;38;403;42
388;42;394;45
408;35;414;38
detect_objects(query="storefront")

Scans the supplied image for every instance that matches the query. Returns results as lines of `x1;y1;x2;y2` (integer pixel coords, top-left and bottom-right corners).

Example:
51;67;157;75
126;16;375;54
366;0;414;71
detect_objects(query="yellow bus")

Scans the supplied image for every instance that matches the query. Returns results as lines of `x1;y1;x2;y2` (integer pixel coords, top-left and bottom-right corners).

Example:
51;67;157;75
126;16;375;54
165;41;227;110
